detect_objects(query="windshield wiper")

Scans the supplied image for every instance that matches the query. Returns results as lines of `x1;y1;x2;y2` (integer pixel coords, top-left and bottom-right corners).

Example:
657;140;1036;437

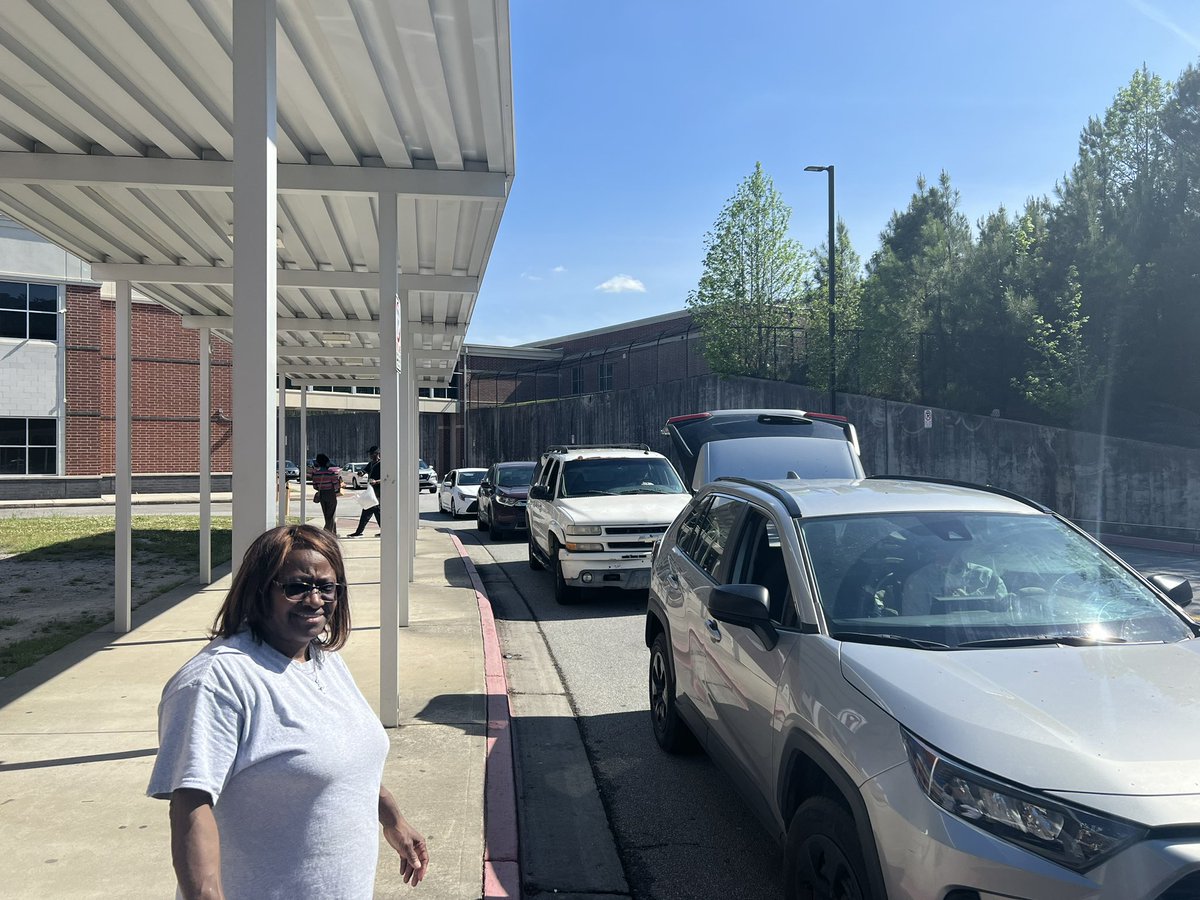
957;634;1128;648
830;631;950;650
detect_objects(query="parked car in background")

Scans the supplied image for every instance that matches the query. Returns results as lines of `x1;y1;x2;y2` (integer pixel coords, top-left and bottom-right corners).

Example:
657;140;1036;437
476;460;536;540
340;461;369;489
283;460;300;481
647;473;1200;899
526;444;690;603
419;458;439;493
662;408;864;491
438;468;486;516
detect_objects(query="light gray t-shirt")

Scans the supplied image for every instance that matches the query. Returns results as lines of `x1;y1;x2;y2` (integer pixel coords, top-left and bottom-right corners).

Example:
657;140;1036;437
147;630;389;899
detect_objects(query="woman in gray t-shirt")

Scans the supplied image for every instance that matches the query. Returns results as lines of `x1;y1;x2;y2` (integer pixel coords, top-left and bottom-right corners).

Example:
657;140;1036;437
148;524;429;898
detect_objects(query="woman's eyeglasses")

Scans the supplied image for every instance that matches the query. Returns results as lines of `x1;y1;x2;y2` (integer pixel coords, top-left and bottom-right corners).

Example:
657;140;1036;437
273;580;344;601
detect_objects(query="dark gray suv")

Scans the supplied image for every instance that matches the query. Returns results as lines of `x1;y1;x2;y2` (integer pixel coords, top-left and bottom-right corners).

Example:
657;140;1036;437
646;475;1200;899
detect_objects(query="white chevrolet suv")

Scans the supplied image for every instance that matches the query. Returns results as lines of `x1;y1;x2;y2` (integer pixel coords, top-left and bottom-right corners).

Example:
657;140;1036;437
526;444;690;604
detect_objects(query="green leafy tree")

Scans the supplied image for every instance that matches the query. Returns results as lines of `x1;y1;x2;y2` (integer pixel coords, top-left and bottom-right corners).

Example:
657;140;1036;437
802;219;863;393
1011;267;1096;420
687;163;808;378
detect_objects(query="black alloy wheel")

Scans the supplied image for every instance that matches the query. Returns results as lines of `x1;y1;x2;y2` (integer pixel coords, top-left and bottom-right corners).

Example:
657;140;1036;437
476;506;487;531
648;632;696;753
785;797;872;900
488;510;503;541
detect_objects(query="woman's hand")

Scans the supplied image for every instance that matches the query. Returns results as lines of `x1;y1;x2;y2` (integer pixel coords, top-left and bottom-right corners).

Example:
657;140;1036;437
379;786;429;886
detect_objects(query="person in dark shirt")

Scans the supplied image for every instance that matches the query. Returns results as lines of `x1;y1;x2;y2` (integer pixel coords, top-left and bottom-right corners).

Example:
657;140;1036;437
347;446;382;538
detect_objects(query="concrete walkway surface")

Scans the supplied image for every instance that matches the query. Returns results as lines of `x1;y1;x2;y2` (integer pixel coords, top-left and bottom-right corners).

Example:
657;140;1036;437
0;523;516;899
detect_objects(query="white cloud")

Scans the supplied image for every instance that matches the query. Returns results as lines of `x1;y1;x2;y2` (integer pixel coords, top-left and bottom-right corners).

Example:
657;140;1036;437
1128;0;1200;48
552;265;566;274
520;271;543;282
595;274;646;294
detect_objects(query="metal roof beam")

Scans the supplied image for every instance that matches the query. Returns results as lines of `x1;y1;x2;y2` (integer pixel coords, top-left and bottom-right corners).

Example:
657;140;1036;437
181;314;378;332
279;363;393;376
93;264;479;294
278;348;380;360
0;152;508;199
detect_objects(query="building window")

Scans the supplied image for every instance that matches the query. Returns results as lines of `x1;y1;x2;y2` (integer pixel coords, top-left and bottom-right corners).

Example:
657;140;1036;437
0;417;56;475
598;361;614;392
571;366;583;395
0;281;58;341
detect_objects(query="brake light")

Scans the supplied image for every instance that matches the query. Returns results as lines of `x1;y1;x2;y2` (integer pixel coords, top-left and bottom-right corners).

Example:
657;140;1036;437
665;413;712;425
804;411;849;423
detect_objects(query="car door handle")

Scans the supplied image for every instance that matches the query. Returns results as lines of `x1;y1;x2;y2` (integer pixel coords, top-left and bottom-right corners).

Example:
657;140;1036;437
705;618;721;642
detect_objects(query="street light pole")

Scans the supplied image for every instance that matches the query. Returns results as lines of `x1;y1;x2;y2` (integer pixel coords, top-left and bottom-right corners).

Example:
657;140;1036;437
805;164;836;415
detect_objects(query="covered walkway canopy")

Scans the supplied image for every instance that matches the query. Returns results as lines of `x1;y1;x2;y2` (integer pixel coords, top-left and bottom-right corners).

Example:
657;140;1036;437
0;0;514;724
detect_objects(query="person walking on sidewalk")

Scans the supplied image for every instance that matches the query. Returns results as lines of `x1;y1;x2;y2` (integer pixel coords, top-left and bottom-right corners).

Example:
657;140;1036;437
147;524;430;898
348;446;382;538
310;453;342;535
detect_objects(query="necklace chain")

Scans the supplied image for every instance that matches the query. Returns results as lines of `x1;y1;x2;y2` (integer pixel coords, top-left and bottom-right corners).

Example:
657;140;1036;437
297;656;324;693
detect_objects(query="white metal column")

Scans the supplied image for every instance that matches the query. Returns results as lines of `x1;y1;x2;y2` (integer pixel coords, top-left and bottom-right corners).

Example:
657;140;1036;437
378;190;403;726
231;0;278;565
407;360;417;566
397;289;414;608
299;386;308;526
199;327;212;583
277;375;286;524
114;280;132;632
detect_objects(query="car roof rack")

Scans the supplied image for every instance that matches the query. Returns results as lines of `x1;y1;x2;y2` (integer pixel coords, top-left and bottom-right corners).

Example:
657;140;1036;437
544;443;651;453
866;474;1050;513
714;476;803;517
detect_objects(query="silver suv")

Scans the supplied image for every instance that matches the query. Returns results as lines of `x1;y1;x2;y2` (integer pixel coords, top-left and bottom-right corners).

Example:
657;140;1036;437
646;475;1200;899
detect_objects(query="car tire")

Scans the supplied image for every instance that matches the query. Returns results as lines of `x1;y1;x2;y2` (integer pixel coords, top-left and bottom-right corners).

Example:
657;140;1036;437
552;543;577;605
528;537;544;571
649;631;697;754
784;796;872;900
427;485;437;494
476;508;487;531
488;515;502;541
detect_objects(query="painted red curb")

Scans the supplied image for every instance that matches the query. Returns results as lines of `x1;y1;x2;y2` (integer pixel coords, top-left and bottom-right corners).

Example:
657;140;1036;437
449;532;521;900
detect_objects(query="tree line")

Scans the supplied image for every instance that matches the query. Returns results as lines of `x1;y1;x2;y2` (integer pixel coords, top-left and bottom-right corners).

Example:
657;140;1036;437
687;62;1200;444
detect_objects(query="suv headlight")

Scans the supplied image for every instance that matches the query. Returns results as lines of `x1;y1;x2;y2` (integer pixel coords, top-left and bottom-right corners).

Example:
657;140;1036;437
496;495;521;507
903;731;1145;871
566;525;602;536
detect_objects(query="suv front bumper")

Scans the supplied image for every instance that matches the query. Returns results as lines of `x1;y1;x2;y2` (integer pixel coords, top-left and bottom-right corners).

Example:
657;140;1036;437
559;549;653;591
867;763;1200;899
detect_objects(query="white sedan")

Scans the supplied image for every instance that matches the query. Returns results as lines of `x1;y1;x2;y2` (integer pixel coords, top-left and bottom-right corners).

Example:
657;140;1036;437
438;468;487;517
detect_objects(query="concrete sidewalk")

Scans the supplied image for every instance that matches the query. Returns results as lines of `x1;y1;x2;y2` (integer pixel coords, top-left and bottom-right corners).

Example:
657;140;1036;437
0;523;512;899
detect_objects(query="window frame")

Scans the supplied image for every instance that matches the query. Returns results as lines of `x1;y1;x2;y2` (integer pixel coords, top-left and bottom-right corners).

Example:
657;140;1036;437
0;280;60;343
0;416;58;476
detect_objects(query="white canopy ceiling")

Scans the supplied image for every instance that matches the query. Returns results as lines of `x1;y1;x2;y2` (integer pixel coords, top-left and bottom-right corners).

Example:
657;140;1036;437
0;0;514;386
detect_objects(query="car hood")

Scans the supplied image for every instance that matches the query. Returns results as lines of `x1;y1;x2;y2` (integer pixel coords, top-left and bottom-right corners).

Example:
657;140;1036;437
554;494;689;525
496;486;530;500
455;485;480;497
841;639;1200;795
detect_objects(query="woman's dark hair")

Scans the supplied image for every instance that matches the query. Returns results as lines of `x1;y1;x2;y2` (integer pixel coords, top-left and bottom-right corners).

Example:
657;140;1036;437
211;524;351;651
315;453;330;467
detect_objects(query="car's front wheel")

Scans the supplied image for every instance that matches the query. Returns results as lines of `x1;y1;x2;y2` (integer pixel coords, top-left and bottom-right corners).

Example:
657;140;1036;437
784;796;872;900
649;631;697;753
476;507;487;531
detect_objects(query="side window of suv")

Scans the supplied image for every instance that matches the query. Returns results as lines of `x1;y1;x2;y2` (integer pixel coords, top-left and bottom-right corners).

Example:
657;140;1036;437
685;495;741;580
675;496;713;559
544;459;562;498
727;508;797;627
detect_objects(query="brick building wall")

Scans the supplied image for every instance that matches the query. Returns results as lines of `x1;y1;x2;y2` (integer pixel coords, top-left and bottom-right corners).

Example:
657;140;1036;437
65;285;233;475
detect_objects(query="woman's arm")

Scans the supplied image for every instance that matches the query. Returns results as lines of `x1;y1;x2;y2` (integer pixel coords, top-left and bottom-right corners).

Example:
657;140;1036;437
169;788;225;900
379;786;429;886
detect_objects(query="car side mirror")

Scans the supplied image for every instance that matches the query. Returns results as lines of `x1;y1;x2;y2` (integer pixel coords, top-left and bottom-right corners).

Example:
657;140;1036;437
708;584;778;650
481;479;492;489
1149;573;1193;607
528;484;550;501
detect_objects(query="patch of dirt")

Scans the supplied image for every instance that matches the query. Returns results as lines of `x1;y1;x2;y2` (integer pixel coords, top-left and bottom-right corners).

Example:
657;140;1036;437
0;553;199;653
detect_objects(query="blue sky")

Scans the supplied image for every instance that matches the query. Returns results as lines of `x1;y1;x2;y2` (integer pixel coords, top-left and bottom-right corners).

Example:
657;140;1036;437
470;0;1200;347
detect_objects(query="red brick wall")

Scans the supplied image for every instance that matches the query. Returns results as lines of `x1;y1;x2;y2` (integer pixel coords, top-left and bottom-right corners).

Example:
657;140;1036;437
65;286;233;475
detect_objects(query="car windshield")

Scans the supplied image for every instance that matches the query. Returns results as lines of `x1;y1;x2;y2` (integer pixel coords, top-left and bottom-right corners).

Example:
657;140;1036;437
496;463;535;487
457;470;485;486
799;511;1194;649
560;457;686;497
